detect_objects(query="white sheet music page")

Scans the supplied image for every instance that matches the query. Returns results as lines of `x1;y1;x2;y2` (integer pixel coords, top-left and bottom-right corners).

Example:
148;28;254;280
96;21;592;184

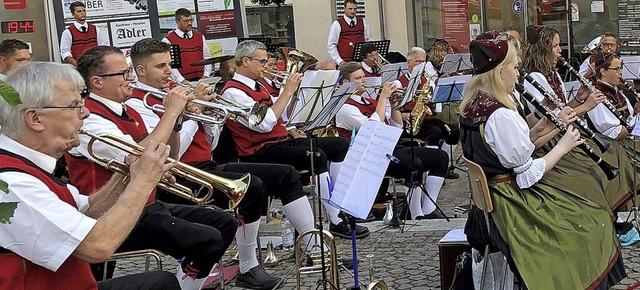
329;121;402;219
631;115;640;136
289;70;340;125
364;77;381;100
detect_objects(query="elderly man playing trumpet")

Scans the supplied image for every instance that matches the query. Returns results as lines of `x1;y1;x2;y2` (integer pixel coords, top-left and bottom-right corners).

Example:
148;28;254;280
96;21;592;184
125;38;319;289
0;62;180;289
66;46;237;290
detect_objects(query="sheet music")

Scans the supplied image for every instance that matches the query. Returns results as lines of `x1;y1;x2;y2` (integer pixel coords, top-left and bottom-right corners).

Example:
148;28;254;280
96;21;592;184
631;115;640;136
288;70;340;125
381;63;409;84
621;57;640;79
563;80;581;101
433;75;471;103
327;121;402;219
440;53;473;74
363;77;381;99
303;82;361;132
397;62;427;108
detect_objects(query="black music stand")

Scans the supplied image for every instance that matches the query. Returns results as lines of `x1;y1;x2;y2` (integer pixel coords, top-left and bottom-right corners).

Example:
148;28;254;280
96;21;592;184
433;75;470;174
287;70;341;126
564;80;581;101
169;44;182;69
351;40;391;62
381;63;409;84
439;53;473;75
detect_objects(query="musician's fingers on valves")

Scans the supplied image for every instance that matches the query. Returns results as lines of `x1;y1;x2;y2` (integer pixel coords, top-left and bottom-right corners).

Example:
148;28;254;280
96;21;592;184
164;86;193;112
283;72;303;94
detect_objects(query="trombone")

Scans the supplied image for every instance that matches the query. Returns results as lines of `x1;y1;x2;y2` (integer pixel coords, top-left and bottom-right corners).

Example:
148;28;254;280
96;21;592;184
79;127;249;208
131;83;268;127
263;70;290;87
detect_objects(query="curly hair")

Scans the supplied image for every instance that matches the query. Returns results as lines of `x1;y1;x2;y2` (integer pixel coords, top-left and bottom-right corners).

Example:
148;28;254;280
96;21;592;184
521;27;559;75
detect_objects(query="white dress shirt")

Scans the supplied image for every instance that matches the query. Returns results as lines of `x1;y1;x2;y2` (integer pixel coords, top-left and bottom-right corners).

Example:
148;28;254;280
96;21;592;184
60;21;110;60
221;73;281;133
327;15;372;64
587;82;635;139
124;82;219;157
523;71;567;113
162;29;213;83
579;58;592;76
335;94;402;132
0;134;96;271
68;93;138;164
483;107;546;189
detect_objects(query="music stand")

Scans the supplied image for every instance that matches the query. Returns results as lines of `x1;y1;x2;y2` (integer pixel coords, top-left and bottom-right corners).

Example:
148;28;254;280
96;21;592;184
351;40;391;62
440;53;473;75
381;63;409;84
238;37;272;44
622;56;640;80
627;117;640;231
363;77;382;100
169;44;182;69
564;81;581;101
302;82;360;133
287;70;340;126
397;62;428;109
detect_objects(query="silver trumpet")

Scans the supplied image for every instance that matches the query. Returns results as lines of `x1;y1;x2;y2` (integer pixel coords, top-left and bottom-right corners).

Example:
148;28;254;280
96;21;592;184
131;83;268;127
263;70;289;87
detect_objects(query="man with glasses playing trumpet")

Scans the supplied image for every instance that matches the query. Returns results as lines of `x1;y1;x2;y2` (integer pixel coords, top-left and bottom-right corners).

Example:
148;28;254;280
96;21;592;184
126;38;318;289
67;45;238;290
0;62;181;290
222;40;370;239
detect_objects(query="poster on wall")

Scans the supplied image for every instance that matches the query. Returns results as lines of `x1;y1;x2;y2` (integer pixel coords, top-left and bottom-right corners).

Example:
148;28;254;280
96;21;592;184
197;0;234;12
157;0;196;16
617;0;640;55
198;11;236;39
440;0;470;52
59;0;148;22
206;37;238;56
109;19;152;47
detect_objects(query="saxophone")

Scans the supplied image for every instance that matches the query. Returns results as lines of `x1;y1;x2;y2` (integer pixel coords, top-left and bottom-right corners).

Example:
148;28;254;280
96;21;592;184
406;74;434;136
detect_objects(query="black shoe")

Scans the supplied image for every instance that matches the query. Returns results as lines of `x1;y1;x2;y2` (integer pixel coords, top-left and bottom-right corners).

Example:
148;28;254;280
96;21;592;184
235;266;281;290
329;222;370;239
355;212;376;223
446;169;460;179
424;210;446;219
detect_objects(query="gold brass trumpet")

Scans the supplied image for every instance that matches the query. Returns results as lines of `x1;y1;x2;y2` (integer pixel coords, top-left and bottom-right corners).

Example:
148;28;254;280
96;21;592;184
80;128;249;208
132;83;268;127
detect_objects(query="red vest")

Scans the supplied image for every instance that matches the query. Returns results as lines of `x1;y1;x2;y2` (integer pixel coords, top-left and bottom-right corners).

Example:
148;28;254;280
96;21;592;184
337;97;379;143
0;150;97;290
362;63;380;77
129;88;212;164
68;23;98;59
64;98;156;206
257;78;280;98
337;17;365;62
166;30;205;81
221;79;288;156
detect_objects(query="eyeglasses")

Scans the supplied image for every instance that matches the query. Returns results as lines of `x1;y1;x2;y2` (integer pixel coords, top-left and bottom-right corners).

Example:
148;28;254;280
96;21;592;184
39;99;86;114
601;42;616;48
249;57;269;66
97;66;134;80
605;67;623;72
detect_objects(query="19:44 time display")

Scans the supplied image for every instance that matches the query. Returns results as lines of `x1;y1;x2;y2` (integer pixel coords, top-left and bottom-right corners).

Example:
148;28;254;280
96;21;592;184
1;20;36;34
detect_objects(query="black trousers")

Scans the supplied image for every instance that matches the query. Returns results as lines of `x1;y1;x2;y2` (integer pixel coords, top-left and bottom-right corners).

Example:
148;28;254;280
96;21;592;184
413;118;460;146
386;146;449;182
116;201;237;279
240;137;349;173
98;271;180;290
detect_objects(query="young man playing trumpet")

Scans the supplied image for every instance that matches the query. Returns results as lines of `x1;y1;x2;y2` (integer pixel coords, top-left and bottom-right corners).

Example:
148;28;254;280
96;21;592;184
359;43;381;77
221;40;370;239
126;38;319;289
67;45;238;290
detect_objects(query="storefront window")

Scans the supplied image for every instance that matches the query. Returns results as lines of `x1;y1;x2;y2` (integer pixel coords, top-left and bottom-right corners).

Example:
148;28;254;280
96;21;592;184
245;5;295;47
414;0;444;51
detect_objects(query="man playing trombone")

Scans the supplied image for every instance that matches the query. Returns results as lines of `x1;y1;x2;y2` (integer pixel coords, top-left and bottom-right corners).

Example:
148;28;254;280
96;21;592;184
359;43;382;77
126;38;319;289
221;40;370;239
0;62;180;289
68;46;238;290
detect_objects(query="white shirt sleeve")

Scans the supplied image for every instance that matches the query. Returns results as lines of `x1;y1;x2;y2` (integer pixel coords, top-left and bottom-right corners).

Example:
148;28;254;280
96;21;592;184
484;108;547;189
327;21;344;65
68;113;137;164
60;29;73;60
221;87;279;133
177;120;199;159
202;35;213;77
0;172;96;271
205;124;222;151
124;98;160;133
336;103;384;131
578;59;592;76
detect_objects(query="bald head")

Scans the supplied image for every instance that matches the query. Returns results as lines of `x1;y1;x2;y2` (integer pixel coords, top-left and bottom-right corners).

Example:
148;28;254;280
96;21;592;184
315;59;337;71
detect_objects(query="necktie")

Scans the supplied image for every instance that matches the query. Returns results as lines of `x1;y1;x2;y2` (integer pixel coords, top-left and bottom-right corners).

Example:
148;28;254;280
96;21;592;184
350;19;355;27
255;82;261;92
183;32;191;39
81;26;87;33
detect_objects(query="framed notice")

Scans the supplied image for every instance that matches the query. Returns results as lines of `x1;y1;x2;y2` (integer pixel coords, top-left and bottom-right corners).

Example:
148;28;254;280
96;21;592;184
109;19;152;48
157;0;196;16
440;0;470;52
59;0;148;22
197;0;234;12
198;11;236;39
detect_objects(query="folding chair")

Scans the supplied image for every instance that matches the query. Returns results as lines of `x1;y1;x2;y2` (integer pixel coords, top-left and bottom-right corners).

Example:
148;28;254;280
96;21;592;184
463;157;512;290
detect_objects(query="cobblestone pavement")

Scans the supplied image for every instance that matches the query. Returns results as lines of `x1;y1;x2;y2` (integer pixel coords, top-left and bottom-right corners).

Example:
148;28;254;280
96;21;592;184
111;154;640;289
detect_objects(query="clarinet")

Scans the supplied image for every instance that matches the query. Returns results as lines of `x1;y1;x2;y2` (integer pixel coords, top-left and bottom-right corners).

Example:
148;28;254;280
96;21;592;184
518;68;610;153
515;83;619;180
557;57;630;129
621;78;640;102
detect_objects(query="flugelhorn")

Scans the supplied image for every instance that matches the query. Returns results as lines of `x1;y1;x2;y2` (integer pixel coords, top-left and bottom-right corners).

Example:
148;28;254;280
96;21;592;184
79;128;250;208
131;83;268;127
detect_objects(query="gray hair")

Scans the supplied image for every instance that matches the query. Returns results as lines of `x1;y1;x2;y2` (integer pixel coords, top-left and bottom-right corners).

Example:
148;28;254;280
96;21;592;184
235;40;267;66
0;62;84;137
407;47;426;59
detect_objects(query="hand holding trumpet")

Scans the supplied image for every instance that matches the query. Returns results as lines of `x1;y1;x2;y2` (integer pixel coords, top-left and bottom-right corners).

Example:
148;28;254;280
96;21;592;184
163;86;193;118
126;140;177;189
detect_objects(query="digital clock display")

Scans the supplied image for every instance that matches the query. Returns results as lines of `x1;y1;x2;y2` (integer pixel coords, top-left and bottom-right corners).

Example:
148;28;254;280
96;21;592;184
1;20;36;34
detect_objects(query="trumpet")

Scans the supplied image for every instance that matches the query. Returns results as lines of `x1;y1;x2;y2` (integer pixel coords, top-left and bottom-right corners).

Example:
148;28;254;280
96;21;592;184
263;70;290;87
131;83;268;127
79;128;250;208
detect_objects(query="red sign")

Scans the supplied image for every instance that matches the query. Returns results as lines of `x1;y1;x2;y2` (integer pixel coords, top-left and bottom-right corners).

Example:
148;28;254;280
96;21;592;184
4;0;26;9
440;0;470;52
198;11;237;39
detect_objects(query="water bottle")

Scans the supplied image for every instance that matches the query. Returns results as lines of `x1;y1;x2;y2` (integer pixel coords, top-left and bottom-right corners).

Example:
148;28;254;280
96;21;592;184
281;214;294;250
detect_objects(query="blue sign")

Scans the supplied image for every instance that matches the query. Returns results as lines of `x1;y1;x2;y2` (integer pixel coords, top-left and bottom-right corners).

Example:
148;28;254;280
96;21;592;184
512;0;523;15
